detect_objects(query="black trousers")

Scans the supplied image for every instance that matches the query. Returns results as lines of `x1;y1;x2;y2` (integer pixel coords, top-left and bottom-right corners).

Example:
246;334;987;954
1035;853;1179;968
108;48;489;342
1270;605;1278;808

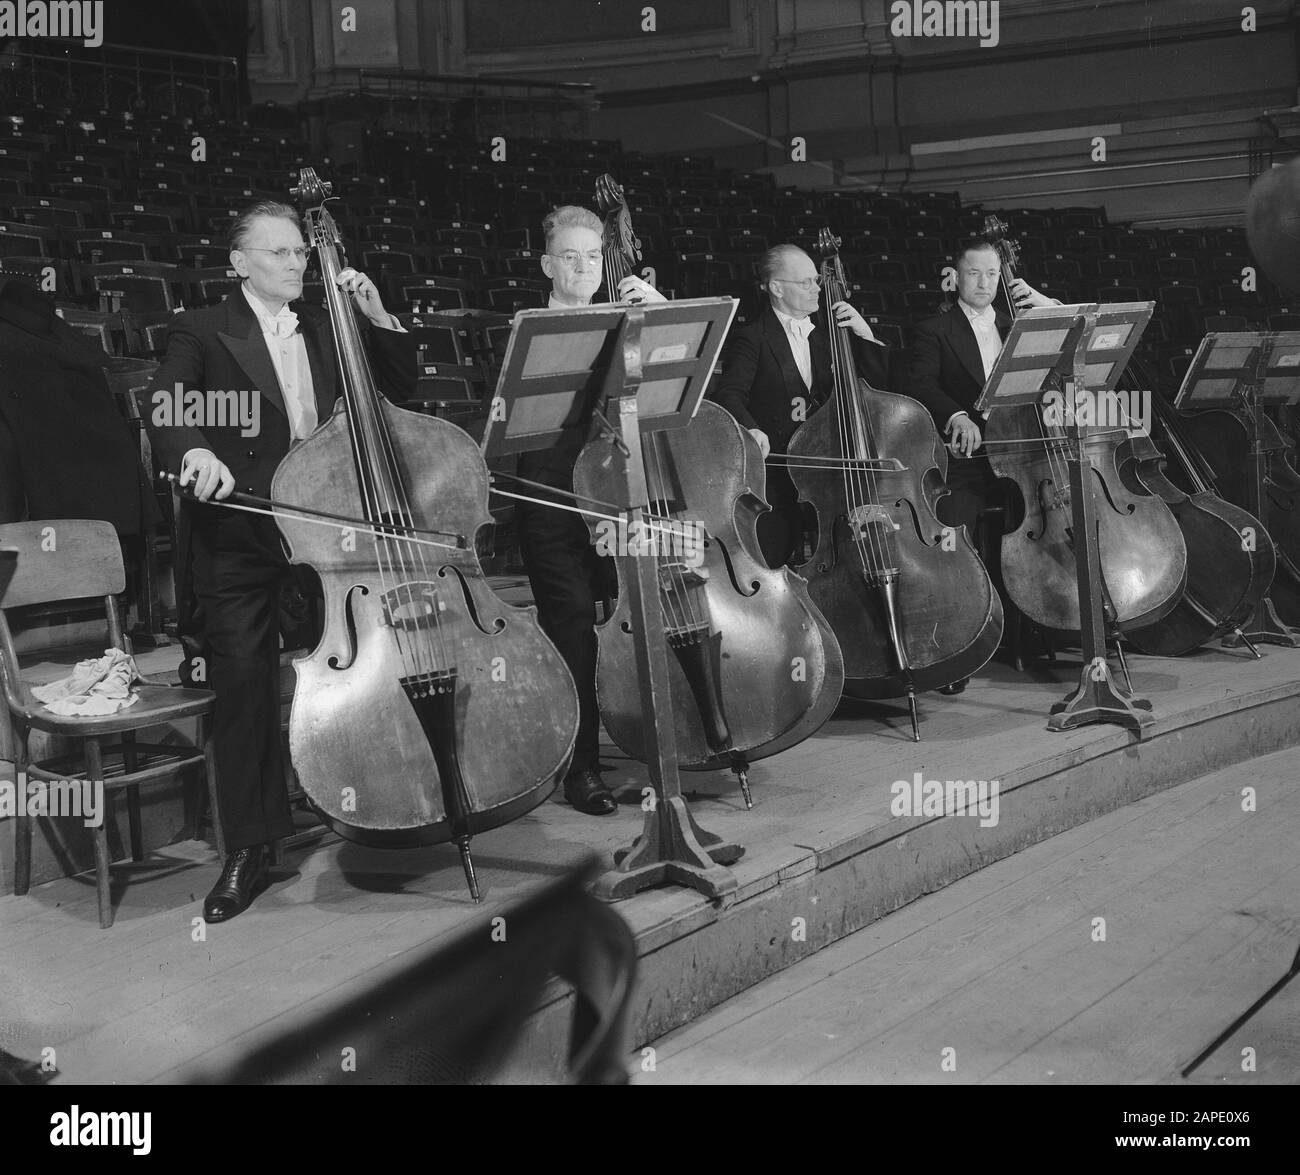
756;464;803;569
936;452;1001;542
513;462;611;774
189;508;296;852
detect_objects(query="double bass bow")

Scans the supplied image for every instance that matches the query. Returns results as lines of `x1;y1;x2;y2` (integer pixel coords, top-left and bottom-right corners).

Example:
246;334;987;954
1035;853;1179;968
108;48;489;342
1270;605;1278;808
571;174;845;806
979;216;1187;637
268;168;579;899
785;228;1004;739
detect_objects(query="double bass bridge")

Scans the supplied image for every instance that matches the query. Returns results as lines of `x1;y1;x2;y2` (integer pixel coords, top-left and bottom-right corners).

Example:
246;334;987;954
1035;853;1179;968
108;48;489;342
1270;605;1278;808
382;581;446;634
847;503;900;539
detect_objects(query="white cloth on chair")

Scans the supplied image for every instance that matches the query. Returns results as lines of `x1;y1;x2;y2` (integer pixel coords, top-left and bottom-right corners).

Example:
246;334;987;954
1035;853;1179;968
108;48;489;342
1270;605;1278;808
31;647;140;716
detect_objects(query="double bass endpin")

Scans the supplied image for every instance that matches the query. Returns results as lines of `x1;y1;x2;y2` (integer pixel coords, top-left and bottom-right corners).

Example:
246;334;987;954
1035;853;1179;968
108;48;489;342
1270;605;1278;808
456;837;481;903
906;688;920;743
729;752;754;810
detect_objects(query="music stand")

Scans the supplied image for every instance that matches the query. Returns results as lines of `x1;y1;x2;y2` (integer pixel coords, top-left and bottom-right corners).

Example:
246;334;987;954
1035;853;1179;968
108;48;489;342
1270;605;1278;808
1173;330;1300;647
977;302;1161;731
483;297;744;902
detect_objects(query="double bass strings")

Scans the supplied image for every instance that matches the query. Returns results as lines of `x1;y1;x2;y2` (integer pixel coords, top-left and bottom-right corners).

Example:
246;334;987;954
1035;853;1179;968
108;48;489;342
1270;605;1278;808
824;251;894;581
642;430;707;639
312;203;456;686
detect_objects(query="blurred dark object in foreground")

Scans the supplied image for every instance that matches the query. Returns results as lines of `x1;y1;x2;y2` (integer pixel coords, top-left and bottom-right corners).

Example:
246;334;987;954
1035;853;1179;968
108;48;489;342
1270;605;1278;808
189;857;637;1085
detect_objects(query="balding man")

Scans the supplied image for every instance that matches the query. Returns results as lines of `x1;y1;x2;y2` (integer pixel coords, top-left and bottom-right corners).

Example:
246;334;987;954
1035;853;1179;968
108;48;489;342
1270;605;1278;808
710;244;890;567
145;200;415;921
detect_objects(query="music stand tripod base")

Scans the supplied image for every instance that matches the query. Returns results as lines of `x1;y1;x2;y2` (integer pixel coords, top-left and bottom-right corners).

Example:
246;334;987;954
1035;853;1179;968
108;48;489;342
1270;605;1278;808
1048;660;1155;732
1222;596;1300;648
593;796;741;902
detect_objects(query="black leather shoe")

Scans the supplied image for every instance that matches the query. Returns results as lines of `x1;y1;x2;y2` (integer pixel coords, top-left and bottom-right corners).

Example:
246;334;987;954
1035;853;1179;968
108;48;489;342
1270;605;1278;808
938;677;969;695
203;845;269;923
563;768;617;816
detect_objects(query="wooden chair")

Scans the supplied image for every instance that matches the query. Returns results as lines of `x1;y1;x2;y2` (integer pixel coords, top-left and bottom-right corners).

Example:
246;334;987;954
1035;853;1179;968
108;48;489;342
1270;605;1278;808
0;520;222;928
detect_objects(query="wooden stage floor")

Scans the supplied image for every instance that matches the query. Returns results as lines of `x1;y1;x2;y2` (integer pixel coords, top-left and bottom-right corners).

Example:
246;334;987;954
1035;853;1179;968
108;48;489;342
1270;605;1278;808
3;635;1299;1083
639;747;1300;1084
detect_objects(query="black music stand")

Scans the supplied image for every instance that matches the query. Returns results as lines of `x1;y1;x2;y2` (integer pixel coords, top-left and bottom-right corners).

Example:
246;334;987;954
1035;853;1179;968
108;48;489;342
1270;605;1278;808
977;302;1160;731
482;297;744;902
1174;330;1300;648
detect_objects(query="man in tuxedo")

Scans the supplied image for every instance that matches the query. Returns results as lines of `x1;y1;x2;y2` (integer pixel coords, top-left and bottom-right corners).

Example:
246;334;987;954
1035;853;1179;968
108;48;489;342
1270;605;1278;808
145;200;416;923
709;244;890;568
511;205;663;817
908;237;1057;692
908;236;1059;541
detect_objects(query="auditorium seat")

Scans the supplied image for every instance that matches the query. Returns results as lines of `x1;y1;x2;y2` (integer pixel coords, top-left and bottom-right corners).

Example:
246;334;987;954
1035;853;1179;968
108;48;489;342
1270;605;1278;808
362;246;422;276
1095;254;1141;280
1153;255;1202;282
0;221;60;258
80;261;182;314
105;203;183;234
1198;310;1252;334
53;307;128;354
169;235;229;269
482;276;549;312
387;274;474;313
7;198;94;228
184;266;241;306
67;231;157;265
358;219;422;248
499;249;544;276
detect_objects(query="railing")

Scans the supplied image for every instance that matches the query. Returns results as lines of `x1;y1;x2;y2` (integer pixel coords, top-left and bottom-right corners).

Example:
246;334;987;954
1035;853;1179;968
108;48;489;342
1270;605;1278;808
353;69;596;142
0;38;240;119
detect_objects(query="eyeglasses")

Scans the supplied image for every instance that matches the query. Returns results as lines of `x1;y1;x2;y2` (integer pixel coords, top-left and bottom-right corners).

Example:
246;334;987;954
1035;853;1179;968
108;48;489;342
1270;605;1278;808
771;276;821;291
243;246;312;261
547;250;604;269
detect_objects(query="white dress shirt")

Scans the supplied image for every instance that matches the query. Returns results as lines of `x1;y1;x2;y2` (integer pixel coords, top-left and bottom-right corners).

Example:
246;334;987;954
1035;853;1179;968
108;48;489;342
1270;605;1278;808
961;299;1004;382
242;283;317;442
944;299;1004;433
773;306;815;390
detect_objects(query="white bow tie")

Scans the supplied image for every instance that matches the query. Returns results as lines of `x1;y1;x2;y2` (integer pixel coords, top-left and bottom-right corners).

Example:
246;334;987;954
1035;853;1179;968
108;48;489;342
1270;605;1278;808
269;309;299;339
787;317;814;341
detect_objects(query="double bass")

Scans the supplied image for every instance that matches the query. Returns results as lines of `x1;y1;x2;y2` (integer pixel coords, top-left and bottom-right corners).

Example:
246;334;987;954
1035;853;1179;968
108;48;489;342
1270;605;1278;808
979;216;1187;636
1173;393;1300;629
1117;363;1276;656
572;175;845;806
786;229;1004;738
271;168;579;899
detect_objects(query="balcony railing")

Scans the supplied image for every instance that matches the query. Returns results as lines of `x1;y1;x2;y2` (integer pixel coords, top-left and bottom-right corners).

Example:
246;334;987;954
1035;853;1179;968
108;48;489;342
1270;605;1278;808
0;37;241;119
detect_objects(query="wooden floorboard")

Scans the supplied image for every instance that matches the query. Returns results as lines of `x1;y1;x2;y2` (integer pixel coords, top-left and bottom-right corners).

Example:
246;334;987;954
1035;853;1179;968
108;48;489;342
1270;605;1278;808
638;750;1300;1085
5;639;1300;1083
